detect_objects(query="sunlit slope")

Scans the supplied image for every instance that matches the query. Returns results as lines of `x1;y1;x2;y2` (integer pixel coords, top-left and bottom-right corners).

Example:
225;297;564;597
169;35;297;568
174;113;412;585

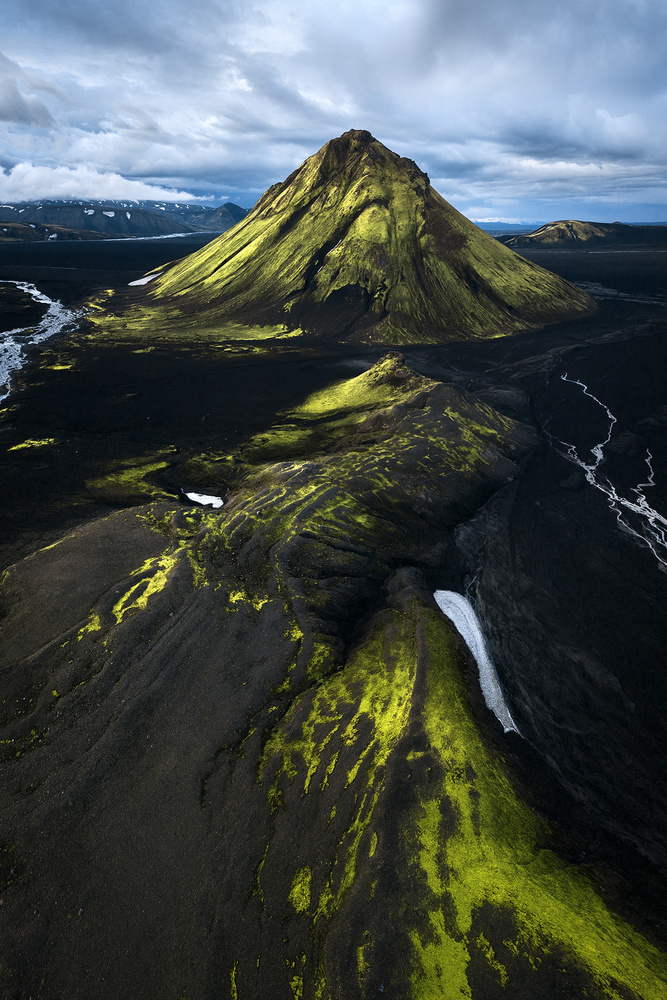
97;130;595;347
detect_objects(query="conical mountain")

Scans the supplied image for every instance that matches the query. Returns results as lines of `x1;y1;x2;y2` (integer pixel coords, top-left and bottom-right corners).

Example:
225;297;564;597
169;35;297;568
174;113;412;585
110;130;595;346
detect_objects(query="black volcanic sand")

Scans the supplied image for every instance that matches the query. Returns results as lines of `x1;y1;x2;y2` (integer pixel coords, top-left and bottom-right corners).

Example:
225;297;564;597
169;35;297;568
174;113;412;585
0;233;219;306
0;282;48;334
1;242;667;998
516;244;667;298
470;330;667;843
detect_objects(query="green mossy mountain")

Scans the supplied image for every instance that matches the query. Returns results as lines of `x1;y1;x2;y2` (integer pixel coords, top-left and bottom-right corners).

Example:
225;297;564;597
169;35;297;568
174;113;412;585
1;355;666;998
500;219;667;247
92;130;595;348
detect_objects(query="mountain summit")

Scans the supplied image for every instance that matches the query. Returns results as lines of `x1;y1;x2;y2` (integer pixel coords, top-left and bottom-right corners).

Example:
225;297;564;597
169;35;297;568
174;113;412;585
109;130;595;345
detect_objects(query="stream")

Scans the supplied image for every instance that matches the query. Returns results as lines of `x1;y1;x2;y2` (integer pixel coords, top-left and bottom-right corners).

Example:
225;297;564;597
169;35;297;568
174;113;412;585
0;280;81;402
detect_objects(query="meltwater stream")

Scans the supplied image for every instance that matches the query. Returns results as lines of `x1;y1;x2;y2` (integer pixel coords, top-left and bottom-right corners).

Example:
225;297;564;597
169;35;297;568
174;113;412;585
433;590;520;735
0;280;81;402
550;374;667;569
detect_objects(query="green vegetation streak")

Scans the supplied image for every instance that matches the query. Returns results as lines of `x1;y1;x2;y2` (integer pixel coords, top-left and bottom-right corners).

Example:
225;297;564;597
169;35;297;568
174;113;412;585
260;603;666;999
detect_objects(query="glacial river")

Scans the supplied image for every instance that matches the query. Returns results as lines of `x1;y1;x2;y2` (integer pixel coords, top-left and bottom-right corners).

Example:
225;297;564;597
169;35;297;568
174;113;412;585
0;280;81;402
549;374;667;569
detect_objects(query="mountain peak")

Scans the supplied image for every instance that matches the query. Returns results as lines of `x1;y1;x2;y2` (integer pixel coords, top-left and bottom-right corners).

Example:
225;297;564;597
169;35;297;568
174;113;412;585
104;132;596;347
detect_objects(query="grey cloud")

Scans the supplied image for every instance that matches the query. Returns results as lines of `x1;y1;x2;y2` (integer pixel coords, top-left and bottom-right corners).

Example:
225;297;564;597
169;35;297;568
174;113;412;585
0;75;53;125
0;0;664;219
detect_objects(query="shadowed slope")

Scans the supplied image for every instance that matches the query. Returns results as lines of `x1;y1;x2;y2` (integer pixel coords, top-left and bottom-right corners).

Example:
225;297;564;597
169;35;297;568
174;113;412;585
91;130;595;348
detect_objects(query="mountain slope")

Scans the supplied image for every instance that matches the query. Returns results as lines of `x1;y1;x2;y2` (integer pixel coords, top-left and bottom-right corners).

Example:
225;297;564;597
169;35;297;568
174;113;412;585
95;130;595;347
500;219;667;247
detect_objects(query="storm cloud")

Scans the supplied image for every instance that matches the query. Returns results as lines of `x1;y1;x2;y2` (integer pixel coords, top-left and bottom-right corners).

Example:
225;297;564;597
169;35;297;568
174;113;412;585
0;0;665;220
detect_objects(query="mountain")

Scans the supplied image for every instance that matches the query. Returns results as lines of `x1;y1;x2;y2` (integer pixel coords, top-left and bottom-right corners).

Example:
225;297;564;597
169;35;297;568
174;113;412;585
499;219;667;247
0;220;106;242
0;200;247;239
162;201;248;230
101;130;595;347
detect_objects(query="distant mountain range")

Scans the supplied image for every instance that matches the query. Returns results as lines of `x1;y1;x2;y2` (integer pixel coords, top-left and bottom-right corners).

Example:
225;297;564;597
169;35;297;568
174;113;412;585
0;200;247;241
498;219;667;247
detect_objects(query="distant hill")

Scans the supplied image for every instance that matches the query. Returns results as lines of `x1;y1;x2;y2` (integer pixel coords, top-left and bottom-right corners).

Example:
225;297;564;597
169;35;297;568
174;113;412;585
160;202;248;231
0;220;106;242
0;200;248;240
101;129;595;348
499;219;667;247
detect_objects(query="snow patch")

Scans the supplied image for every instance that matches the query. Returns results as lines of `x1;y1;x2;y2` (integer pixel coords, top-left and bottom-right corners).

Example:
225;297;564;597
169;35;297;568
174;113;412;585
433;590;520;734
103;210;115;218
184;491;223;508
128;271;163;286
84;209;94;215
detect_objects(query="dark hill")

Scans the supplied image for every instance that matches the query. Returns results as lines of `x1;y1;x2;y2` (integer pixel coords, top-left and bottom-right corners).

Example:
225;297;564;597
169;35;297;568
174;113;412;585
167;201;248;230
0;220;106;242
499;219;667;247
93;130;595;347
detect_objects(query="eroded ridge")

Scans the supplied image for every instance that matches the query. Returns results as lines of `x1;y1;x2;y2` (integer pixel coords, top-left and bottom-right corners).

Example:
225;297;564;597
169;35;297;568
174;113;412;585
1;355;664;998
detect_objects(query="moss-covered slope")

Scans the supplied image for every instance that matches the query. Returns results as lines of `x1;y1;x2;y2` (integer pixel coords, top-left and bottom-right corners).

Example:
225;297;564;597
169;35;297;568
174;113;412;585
90;130;595;348
500;219;667;247
1;356;664;999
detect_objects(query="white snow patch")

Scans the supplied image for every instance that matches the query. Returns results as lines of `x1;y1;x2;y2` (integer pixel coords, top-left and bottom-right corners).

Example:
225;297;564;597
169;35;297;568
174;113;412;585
184;492;223;508
103;210;115;218
126;211;131;219
84;208;94;215
433;590;520;734
128;271;163;286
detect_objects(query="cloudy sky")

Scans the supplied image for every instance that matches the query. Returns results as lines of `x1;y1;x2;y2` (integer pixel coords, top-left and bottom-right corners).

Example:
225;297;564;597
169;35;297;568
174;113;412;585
0;0;665;221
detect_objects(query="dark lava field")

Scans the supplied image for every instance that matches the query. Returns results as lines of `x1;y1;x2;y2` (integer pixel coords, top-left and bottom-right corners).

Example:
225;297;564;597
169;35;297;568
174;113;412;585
1;232;666;999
